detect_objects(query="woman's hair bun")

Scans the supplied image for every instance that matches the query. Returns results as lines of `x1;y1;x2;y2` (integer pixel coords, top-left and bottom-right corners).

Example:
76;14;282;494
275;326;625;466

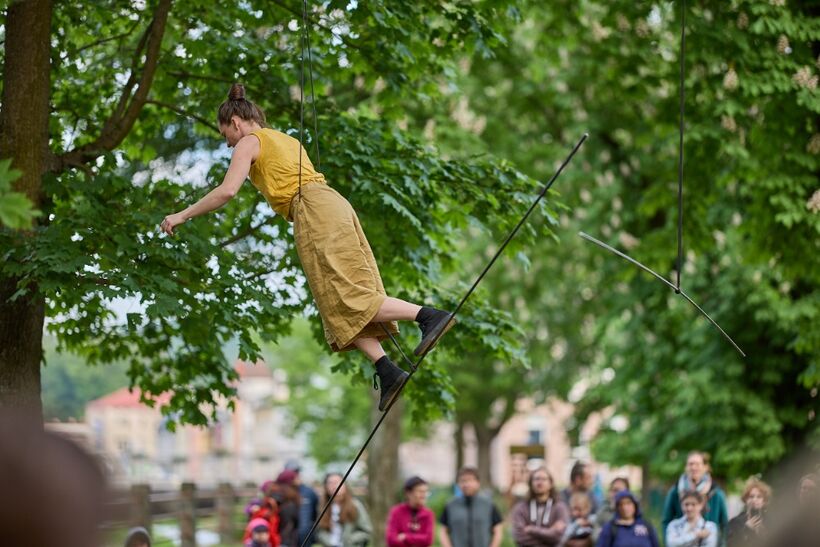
228;83;246;101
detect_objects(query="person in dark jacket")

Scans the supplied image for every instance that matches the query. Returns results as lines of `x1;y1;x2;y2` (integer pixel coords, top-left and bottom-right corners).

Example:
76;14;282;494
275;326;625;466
276;469;303;547
439;467;503;547
727;477;771;546
285;460;320;547
595;491;660;547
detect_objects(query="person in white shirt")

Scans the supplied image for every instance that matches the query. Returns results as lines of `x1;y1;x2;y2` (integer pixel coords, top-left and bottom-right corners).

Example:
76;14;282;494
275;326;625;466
666;491;718;547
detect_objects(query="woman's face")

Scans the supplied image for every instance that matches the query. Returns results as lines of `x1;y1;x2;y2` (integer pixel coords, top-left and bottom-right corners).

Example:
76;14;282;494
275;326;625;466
325;474;347;500
746;487;766;510
686;454;706;483
219;119;242;148
799;477;817;504
531;471;552;496
617;497;636;520
682;497;703;519
406;484;429;508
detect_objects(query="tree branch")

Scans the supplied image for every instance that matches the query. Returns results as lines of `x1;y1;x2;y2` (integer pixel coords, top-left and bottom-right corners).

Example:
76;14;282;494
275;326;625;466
74;20;141;54
145;99;218;132
218;215;274;248
50;0;173;173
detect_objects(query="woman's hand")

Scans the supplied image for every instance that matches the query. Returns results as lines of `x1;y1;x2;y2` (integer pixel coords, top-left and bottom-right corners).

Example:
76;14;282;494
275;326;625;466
695;528;711;539
160;212;186;235
745;515;762;532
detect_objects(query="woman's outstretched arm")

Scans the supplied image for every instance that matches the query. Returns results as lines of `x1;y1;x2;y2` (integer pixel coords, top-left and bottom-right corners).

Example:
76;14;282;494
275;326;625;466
160;135;258;235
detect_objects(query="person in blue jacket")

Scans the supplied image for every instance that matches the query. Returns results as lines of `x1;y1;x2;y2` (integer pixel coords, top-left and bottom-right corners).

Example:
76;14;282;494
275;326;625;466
595;491;659;547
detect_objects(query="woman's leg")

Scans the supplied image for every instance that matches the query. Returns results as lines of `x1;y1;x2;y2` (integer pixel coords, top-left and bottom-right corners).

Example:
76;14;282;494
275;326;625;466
372;297;455;356
352;336;387;362
372;297;422;323
354;335;408;412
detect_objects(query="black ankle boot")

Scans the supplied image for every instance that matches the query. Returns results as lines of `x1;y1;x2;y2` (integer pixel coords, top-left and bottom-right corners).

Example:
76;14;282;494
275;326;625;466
373;356;409;411
413;306;456;356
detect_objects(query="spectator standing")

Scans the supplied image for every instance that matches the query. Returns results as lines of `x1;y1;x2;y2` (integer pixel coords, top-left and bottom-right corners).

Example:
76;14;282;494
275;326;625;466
316;473;372;547
562;462;599;515
797;473;818;506
276;470;303;547
386;476;435;547
726;477;771;546
596;491;660;547
511;467;569;547
765;472;820;547
246;484;281;547
666;491;718;547
593;478;629;533
286;460;320;547
662;451;728;544
439;467;504;547
559;492;596;547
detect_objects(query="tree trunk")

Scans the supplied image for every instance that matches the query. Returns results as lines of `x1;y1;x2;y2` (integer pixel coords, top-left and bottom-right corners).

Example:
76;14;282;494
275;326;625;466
367;396;402;547
454;419;465;480
0;0;53;422
473;422;494;489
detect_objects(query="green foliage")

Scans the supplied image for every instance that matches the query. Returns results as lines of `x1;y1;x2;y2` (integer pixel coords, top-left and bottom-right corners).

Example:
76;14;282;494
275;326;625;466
0;159;39;229
1;0;554;426
407;0;820;480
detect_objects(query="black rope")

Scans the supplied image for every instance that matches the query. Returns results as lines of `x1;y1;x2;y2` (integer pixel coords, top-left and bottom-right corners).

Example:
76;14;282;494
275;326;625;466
380;322;417;370
299;134;588;547
576;1;744;357
303;0;321;168
578;231;746;356
676;0;686;292
297;1;305;199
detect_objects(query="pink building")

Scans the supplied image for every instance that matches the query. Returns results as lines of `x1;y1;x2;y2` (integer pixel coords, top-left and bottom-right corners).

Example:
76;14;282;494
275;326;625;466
84;361;307;488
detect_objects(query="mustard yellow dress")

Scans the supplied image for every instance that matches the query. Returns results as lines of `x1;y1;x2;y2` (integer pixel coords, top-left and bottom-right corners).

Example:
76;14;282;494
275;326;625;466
248;128;399;351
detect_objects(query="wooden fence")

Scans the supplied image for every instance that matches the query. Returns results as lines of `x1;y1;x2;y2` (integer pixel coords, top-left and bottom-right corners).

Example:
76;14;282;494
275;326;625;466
104;482;258;546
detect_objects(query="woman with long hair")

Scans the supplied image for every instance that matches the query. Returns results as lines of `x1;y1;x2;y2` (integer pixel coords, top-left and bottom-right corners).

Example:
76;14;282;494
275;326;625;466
315;473;372;547
161;84;455;411
511;467;570;547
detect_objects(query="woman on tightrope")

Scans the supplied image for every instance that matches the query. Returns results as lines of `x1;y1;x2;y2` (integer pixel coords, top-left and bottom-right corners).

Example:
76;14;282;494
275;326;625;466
160;84;454;410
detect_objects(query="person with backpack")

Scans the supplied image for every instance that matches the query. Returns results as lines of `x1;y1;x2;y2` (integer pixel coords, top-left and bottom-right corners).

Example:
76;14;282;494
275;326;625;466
595;491;660;547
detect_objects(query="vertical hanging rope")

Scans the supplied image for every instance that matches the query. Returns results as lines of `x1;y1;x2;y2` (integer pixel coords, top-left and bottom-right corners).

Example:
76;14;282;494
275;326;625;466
297;2;306;199
676;0;686;292
298;0;321;201
577;0;744;356
303;0;321;168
